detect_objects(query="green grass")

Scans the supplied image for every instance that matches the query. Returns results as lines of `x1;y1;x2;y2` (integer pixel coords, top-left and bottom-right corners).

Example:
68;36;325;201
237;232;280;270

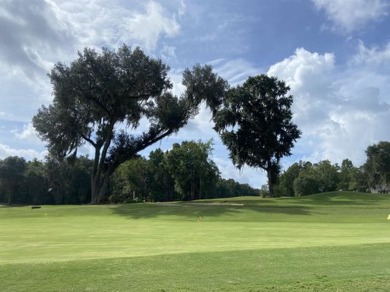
1;191;390;291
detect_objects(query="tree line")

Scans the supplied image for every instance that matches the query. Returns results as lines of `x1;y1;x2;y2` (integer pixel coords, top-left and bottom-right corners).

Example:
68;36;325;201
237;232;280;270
272;141;390;197
0;140;258;205
0;140;388;204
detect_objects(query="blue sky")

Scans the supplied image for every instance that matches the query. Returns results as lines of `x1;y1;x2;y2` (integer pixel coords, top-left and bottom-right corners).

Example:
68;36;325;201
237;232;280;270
0;0;390;188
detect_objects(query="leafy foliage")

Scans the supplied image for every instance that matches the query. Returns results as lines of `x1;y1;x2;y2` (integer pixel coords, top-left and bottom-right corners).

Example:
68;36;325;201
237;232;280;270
278;159;370;197
0;156;26;204
364;141;390;193
165;140;219;200
213;75;301;196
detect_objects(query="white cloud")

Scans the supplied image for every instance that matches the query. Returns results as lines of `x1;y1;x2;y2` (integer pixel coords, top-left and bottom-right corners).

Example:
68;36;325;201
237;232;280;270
168;69;186;97
268;48;335;92
0;144;47;161
125;1;181;51
313;0;389;33
268;48;336;133
211;58;262;85
12;123;39;141
267;46;390;166
0;0;184;87
350;41;390;67
47;0;183;51
0;0;74;87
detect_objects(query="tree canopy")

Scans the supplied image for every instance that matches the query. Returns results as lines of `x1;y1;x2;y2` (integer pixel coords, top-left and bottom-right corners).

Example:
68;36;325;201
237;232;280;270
364;141;390;193
213;74;301;196
165;140;219;200
33;45;222;203
0;156;26;205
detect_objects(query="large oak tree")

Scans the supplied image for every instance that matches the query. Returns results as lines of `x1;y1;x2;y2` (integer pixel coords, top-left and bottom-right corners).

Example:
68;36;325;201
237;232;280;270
33;45;225;203
213;75;301;196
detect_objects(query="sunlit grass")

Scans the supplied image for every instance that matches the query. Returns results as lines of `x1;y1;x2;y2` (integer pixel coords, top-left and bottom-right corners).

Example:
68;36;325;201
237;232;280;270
1;191;390;291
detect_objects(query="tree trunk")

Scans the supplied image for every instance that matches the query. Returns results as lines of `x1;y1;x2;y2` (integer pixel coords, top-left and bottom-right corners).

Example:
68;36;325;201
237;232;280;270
97;174;110;203
266;159;280;197
90;164;114;204
267;170;275;197
7;187;12;205
90;174;100;204
90;145;101;204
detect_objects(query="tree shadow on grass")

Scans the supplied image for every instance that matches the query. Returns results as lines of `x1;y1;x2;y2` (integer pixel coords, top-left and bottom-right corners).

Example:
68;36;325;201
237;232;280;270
289;192;390;206
110;201;314;220
110;192;390;220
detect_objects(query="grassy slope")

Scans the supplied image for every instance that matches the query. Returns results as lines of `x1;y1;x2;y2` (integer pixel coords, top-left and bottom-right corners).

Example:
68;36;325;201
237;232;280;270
1;192;390;291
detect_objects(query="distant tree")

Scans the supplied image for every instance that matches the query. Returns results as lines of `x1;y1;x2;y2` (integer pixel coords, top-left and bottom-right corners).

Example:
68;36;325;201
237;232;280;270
277;162;304;196
338;159;354;191
147;149;176;201
110;157;149;203
237;182;259;197
165;140;219;200
314;160;340;192
33;45;222;203
364;141;390;193
213;75;301;196
0;156;26;205
214;178;258;198
293;171;320;196
349;166;369;192
45;155;72;204
44;155;92;204
24;159;49;205
214;178;235;198
259;184;270;197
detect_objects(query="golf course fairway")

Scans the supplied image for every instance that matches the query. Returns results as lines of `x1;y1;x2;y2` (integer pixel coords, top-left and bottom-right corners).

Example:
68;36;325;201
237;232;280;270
1;191;390;291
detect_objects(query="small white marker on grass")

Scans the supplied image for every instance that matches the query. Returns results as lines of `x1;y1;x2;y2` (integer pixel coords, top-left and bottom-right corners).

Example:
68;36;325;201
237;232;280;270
387;214;390;220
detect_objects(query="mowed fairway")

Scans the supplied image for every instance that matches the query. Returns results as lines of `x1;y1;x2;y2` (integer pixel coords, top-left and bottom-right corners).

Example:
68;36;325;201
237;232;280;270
1;192;390;291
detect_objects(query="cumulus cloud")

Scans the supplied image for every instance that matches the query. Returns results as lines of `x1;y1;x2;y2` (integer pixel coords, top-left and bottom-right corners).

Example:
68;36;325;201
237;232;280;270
0;143;46;161
312;0;389;33
47;0;183;51
125;1;181;51
268;48;336;132
350;41;390;68
0;0;74;82
0;0;184;86
12;123;39;141
268;46;390;166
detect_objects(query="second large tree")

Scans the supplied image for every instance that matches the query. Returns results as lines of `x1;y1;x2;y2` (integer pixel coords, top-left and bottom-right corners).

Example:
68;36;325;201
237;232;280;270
213;75;301;196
